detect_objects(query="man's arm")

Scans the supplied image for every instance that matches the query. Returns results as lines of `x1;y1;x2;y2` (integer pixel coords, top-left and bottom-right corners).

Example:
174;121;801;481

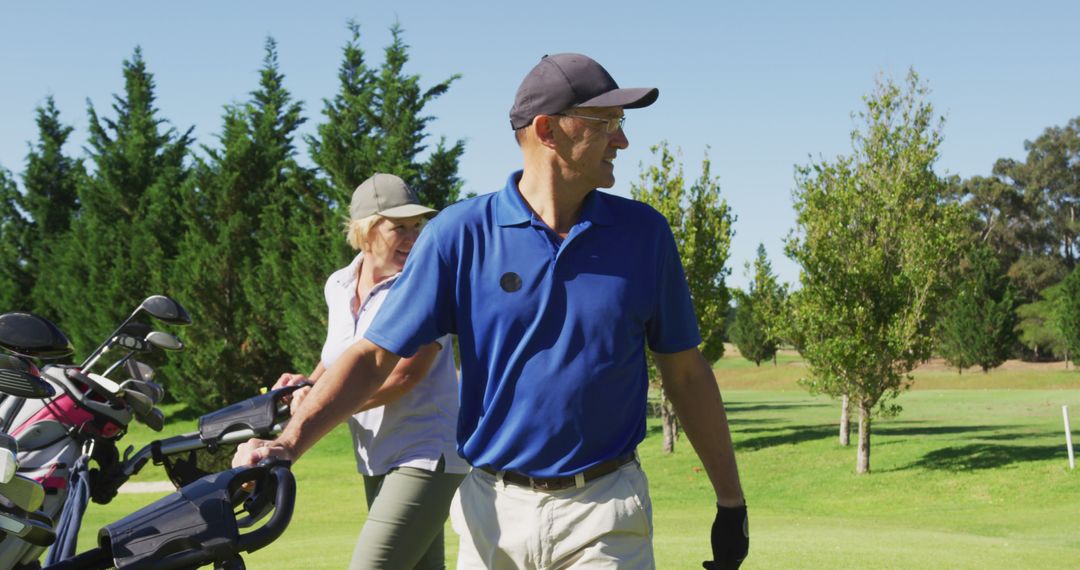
654;347;744;506
356;342;440;411
233;338;400;466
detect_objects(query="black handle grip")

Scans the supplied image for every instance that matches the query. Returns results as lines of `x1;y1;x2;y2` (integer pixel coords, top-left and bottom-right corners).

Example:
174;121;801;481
236;463;296;554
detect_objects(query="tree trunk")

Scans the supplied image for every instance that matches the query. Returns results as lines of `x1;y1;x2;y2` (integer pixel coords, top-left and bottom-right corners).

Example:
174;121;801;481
856;402;871;474
661;393;679;454
839;395;850;446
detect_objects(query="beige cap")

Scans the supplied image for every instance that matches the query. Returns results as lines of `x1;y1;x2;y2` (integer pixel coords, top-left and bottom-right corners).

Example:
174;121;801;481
349;173;437;220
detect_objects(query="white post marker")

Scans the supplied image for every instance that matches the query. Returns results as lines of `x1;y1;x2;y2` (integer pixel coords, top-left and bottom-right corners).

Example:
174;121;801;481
1065;405;1076;471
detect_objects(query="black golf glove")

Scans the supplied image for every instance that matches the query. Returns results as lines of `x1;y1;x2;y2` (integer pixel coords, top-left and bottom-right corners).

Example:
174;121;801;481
702;503;748;570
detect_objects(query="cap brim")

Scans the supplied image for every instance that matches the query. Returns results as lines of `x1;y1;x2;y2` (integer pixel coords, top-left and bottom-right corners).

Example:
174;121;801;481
577;87;659;110
380;204;438;219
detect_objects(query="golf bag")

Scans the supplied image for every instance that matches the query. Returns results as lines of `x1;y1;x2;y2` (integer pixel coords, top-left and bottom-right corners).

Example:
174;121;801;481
0;297;188;568
43;459;296;570
0;312;76;567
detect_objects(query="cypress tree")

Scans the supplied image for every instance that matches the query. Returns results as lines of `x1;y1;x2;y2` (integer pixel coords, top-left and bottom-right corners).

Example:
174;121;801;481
279;21;468;373
731;244;784;365
730;292;773;366
937;247;1018;373
0;168;32;310
23;97;85;317
307;21;465;210
1057;265;1080;365
34;47;192;355
171;38;312;410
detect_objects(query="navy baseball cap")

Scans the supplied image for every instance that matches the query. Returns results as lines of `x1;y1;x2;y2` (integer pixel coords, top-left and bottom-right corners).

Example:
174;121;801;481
509;53;659;130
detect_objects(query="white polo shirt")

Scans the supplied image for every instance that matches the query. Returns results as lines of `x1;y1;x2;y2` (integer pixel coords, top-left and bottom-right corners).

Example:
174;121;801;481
321;253;467;476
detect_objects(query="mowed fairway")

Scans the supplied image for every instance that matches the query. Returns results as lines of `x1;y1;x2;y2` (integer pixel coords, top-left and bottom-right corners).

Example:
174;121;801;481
75;352;1080;568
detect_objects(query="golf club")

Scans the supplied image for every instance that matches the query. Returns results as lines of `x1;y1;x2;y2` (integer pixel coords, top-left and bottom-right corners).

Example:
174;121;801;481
80;295;191;371
0;355;55;399
100;330;184;379
0;313;73;361
0;509;55;547
119;379;165;406
0;475;45;513
0;434;17;484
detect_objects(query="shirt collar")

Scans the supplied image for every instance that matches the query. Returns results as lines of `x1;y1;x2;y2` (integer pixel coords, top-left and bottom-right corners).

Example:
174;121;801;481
332;252;365;289
331;252;400;293
495;170;615;228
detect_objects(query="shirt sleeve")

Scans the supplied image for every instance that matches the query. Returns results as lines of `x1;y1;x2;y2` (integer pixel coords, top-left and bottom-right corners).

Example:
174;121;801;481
365;223;457;358
645;219;702;354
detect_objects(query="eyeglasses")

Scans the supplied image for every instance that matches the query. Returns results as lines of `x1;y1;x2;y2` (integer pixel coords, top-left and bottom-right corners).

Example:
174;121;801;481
554;113;626;133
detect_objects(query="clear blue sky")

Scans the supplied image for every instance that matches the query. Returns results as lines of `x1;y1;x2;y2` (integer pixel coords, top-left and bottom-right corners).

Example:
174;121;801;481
2;1;1078;290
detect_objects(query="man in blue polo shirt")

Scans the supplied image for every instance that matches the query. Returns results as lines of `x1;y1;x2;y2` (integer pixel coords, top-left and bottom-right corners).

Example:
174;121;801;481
235;53;748;569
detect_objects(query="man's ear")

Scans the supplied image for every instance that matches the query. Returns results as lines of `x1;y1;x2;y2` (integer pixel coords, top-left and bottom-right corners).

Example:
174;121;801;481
533;115;559;150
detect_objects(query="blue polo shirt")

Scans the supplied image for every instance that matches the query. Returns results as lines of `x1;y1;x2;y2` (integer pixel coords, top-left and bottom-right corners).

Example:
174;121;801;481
365;171;701;477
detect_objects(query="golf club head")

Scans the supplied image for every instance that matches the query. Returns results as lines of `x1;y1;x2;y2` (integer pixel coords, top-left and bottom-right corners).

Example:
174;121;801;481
113;332;150;353
0;434;16;484
122;387;155;416
0;354;55;399
0;312;73;360
86;371;122;396
119;381;165;430
0;509;55;546
126;359;155;382
146;330;184;351
136;407;165;432
120;378;165;405
0;475;45;513
138;295;192;326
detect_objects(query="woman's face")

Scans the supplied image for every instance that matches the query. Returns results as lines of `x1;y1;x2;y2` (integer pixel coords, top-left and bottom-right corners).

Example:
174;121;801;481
365;215;428;274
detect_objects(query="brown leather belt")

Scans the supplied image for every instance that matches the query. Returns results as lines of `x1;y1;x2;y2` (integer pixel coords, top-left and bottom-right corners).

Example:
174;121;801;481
478;452;637;491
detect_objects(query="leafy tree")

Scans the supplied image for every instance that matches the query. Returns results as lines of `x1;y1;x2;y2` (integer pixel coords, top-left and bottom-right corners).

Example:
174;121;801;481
1015;283;1067;361
786;70;966;473
1057;265;1080;366
730;244;785;366
632;141;734;453
0;168;32;310
946;172;1050;274
33;48;192;356
1017;119;1080;267
936;247;1018;373
1006;254;1067;303
171;38;312;411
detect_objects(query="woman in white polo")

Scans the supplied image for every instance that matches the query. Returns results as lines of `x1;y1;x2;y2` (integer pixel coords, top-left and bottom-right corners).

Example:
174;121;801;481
275;173;466;569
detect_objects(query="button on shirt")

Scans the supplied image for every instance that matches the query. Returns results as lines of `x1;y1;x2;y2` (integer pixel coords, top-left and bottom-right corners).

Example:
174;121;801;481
366;171;701;478
322;253;467;476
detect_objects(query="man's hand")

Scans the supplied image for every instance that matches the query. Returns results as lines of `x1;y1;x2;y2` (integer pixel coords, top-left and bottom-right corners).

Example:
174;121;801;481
703;504;748;570
232;438;296;468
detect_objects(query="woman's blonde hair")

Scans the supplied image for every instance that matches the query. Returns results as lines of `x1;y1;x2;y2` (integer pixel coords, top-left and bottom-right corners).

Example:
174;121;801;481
344;214;384;251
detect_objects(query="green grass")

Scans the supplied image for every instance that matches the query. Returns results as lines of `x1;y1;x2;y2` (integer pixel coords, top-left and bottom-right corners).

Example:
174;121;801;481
72;358;1080;568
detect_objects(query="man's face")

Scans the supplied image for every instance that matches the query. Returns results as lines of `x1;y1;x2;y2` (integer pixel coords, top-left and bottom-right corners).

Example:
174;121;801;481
551;106;629;190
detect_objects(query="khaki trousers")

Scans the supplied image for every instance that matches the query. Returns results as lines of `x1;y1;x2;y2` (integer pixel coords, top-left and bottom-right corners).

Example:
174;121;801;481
450;461;654;569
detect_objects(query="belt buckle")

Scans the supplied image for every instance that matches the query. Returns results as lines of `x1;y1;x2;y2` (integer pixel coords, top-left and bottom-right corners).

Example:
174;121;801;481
529;477;562;491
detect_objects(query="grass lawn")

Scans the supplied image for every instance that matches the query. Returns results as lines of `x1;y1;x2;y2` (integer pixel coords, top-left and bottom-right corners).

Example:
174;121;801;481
73;354;1080;568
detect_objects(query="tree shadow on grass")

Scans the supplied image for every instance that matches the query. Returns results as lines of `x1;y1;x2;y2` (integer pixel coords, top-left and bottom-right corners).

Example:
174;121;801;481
901;443;1065;471
725;401;829;413
736;424;837;451
875;424;1002;438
